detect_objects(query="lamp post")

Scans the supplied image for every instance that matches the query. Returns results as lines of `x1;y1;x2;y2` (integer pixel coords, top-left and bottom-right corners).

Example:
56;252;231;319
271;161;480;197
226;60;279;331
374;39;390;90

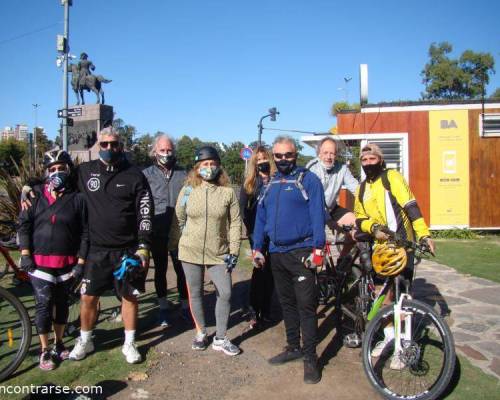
32;103;40;167
58;0;72;151
257;107;279;146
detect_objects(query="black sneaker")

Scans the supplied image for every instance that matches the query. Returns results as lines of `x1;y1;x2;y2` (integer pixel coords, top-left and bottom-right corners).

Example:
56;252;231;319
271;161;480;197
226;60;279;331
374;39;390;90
303;358;321;384
268;346;303;365
53;342;70;361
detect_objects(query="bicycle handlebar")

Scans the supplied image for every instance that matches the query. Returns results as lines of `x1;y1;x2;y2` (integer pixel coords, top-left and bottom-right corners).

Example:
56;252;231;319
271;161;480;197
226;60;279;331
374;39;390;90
379;226;433;257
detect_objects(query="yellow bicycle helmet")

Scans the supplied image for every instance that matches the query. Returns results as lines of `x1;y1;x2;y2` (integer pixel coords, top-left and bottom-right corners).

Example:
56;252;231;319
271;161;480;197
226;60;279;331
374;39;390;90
372;243;407;276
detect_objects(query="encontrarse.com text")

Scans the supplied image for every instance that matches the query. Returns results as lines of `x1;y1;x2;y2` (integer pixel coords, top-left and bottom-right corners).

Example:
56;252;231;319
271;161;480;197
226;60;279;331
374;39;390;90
0;384;103;396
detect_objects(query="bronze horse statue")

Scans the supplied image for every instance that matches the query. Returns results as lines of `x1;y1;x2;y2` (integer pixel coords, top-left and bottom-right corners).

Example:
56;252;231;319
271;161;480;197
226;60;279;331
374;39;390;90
69;63;112;105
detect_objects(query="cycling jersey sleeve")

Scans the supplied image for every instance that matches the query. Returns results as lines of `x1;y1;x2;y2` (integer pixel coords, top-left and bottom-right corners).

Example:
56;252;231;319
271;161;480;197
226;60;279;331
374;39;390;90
77;193;89;259
354;185;375;234
135;175;153;248
18;197;36;251
228;188;242;256
387;170;430;240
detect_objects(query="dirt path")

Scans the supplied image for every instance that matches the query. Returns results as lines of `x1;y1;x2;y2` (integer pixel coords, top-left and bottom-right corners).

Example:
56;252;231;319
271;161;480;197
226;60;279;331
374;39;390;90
108;265;377;400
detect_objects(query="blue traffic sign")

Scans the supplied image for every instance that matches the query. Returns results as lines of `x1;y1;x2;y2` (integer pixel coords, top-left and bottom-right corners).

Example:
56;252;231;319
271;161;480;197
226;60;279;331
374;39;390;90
240;146;253;160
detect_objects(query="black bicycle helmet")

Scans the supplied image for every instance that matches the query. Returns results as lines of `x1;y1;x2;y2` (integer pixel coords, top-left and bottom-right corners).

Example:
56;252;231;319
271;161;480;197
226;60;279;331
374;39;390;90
194;146;220;163
43;150;73;169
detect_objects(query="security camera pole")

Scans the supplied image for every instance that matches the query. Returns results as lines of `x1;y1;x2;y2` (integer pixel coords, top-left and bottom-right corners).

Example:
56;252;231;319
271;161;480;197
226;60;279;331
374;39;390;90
58;0;72;151
257;107;279;146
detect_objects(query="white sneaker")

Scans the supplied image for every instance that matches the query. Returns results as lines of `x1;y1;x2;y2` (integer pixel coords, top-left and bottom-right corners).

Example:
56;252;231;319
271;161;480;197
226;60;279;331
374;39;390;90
390;353;405;370
69;337;95;361
212;336;241;356
370;338;392;358
122;342;142;364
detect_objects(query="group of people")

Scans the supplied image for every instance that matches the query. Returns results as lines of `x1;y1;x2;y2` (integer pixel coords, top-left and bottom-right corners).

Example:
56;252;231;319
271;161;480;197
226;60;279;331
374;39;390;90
18;128;434;385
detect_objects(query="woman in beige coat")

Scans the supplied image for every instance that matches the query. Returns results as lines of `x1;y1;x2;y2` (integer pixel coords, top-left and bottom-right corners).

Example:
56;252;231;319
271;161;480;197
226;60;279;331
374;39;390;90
176;146;242;356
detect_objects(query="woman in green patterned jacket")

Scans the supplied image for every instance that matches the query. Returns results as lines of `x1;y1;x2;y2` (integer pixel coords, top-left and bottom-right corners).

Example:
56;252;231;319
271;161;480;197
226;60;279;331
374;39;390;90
175;146;242;356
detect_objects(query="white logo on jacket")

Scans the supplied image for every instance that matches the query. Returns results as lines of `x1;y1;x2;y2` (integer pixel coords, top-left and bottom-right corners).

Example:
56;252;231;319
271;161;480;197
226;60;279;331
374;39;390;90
87;177;100;192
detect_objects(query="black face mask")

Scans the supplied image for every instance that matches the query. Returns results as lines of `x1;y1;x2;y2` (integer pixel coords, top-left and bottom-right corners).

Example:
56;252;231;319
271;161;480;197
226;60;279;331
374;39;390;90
362;163;384;181
276;159;296;175
257;162;270;174
99;149;122;164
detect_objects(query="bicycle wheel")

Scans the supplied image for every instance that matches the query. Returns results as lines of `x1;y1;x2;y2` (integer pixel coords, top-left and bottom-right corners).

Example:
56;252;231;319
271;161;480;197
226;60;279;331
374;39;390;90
362;299;455;400
0;286;32;382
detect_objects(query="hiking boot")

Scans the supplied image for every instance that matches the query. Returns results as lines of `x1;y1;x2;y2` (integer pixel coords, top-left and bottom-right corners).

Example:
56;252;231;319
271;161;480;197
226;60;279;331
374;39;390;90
303;357;321;384
157;309;171;328
54;341;70;361
39;349;56;371
69;337;95;361
122;342;142;364
212;336;241;356
191;332;208;351
268;346;303;365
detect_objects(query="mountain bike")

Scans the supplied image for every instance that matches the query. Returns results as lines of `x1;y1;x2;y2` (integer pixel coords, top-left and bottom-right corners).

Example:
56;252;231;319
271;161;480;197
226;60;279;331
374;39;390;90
0;285;32;382
318;228;455;400
361;230;455;400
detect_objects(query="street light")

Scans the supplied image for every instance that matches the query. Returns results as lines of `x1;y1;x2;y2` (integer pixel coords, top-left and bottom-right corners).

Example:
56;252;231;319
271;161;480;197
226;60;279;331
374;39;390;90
257;107;279;146
32;103;40;167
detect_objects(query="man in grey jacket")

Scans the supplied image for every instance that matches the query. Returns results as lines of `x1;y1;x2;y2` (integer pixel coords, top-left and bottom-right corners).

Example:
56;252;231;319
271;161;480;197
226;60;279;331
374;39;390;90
306;137;358;253
142;134;188;327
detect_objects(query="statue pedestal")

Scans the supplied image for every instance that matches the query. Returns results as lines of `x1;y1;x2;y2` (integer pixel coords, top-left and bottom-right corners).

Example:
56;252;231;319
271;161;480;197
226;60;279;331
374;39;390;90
68;104;113;162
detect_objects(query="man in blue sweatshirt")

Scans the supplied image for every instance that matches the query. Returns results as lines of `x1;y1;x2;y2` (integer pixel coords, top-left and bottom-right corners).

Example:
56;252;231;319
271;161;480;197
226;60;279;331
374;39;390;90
252;135;326;384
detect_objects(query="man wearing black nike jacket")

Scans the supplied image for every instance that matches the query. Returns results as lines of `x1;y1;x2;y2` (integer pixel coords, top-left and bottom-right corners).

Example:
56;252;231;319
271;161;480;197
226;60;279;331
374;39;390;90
68;127;153;364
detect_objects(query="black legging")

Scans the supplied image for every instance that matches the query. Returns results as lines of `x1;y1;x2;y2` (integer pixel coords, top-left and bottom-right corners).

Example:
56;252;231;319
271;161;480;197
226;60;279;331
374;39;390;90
248;238;274;319
152;235;188;300
31;266;72;335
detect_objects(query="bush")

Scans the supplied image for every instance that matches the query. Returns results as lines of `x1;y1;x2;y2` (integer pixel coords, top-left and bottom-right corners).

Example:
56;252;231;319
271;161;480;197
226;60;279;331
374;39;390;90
431;228;478;239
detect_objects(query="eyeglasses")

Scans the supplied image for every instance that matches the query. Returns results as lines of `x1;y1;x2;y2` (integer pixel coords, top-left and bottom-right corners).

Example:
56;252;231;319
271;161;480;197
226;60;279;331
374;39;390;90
48;165;67;173
99;141;120;149
273;152;296;160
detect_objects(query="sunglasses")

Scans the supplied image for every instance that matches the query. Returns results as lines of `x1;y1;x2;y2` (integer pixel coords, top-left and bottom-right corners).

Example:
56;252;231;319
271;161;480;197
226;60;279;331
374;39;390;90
99;141;120;149
273;152;296;160
48;165;67;173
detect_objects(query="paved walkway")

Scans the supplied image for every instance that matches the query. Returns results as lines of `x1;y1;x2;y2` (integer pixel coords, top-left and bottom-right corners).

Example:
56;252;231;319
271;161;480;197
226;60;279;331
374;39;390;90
413;260;500;380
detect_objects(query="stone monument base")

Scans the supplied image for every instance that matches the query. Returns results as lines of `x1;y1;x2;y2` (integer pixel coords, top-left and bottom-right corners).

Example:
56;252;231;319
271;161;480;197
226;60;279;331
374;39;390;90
68;104;113;162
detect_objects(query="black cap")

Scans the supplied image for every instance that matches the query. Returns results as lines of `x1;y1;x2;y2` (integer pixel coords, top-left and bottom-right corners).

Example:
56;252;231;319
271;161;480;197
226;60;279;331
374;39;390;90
194;146;220;163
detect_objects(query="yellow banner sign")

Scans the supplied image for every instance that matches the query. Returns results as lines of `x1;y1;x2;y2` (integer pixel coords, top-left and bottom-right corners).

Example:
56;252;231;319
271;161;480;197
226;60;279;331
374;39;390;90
429;110;469;227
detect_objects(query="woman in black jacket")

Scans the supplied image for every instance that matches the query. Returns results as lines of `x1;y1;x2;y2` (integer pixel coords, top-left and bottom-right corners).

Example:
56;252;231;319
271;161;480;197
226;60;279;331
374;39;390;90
239;146;276;325
18;150;88;371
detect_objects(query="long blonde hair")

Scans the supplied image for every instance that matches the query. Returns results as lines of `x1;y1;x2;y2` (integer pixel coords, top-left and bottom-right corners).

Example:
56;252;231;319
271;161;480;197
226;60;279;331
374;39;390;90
243;146;276;195
185;161;231;187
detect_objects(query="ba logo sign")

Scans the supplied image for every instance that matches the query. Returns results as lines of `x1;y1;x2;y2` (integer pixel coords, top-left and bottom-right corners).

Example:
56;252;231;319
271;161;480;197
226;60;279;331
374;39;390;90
87;177;100;192
440;120;458;129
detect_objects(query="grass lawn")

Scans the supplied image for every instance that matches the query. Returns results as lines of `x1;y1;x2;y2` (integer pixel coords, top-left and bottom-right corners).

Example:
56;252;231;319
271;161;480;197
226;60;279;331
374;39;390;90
0;269;168;399
433;237;500;283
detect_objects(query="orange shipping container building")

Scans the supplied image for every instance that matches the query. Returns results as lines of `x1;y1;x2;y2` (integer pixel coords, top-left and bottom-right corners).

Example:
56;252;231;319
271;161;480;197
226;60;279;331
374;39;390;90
302;100;500;230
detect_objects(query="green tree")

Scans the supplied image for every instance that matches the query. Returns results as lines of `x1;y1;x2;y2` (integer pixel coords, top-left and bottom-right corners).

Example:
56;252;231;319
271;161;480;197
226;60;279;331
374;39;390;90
330;101;360;116
221;141;246;184
490;88;500;99
34;128;53;163
421;42;495;99
113;118;136;148
130;133;154;167
0;139;27;174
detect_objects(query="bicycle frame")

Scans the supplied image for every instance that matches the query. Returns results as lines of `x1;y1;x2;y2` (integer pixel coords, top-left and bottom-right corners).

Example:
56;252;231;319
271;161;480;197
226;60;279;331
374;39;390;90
0;245;29;283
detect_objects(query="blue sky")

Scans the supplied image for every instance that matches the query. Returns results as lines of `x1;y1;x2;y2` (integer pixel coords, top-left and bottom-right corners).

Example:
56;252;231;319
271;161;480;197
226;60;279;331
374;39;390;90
1;0;499;155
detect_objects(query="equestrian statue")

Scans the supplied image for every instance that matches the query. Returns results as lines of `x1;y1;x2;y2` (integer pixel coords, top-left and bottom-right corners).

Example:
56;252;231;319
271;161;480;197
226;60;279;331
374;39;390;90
70;52;112;105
